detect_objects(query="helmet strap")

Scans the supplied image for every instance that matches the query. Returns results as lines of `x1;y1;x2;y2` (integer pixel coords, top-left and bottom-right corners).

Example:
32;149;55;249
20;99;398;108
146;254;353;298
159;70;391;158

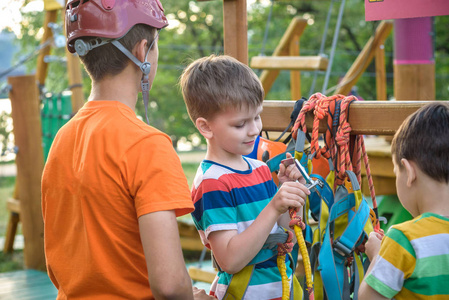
111;29;160;124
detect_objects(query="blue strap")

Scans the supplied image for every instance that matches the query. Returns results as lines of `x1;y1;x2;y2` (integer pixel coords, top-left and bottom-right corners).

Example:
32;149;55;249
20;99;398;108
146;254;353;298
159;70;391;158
318;176;371;300
308;173;334;219
335;200;370;255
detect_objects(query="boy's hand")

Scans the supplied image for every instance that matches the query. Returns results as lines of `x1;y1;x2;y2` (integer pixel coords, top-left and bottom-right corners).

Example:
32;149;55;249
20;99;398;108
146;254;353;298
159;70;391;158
193;287;216;299
270;180;310;215
278;153;306;186
365;231;383;261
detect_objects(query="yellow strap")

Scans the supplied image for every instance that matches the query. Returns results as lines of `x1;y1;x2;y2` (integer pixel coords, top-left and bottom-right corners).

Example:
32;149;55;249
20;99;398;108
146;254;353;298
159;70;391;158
223;265;254;300
292;273;303;300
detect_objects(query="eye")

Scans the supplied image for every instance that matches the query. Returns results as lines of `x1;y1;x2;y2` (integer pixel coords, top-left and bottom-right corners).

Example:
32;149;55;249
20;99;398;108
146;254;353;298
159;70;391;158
255;115;261;120
235;122;245;128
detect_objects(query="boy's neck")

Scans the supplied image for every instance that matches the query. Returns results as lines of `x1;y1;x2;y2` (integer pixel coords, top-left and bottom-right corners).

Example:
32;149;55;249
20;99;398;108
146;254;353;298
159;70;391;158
88;67;140;111
205;150;249;171
415;178;449;217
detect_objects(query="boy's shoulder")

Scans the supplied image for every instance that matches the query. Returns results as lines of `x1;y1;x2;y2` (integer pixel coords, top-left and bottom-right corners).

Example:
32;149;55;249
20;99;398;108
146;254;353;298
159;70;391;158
388;212;449;242
192;157;270;188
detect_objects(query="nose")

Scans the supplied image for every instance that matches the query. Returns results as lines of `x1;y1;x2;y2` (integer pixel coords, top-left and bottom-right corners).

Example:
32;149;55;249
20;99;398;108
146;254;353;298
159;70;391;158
248;119;262;136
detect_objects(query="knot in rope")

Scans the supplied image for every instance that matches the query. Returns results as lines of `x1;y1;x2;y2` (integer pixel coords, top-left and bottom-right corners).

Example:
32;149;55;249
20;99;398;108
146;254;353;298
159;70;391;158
289;210;306;230
314;103;329;120
335;122;351;146
277;230;294;256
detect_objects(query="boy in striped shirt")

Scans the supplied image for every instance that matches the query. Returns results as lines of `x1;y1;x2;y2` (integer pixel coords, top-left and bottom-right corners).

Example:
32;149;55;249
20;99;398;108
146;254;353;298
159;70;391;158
359;102;449;299
180;55;310;299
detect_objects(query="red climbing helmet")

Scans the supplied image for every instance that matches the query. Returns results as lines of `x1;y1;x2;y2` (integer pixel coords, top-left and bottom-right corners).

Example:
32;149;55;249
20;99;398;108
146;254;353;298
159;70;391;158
65;0;169;53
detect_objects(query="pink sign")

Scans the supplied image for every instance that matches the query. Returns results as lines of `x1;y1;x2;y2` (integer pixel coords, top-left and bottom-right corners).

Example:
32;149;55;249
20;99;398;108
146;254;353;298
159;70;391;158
365;0;449;21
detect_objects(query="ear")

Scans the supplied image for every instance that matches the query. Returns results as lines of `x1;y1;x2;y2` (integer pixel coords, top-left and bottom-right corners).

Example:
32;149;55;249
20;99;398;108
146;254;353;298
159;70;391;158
133;39;148;63
401;158;416;187
196;117;213;140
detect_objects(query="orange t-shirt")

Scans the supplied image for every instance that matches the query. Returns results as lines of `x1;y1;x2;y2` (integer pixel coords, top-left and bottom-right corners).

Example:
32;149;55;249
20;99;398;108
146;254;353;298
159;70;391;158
42;101;194;299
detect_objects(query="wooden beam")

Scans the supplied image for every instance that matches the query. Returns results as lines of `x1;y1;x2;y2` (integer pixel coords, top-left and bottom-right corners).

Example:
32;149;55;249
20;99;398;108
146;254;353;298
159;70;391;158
223;0;248;64
335;21;393;95
65;51;85;113
375;45;387;101
62;9;85;113
261;100;433;135
3;212;20;253
188;267;216;283
7;198;21;213
259;17;308;94
289;34;301;100
251;56;328;71
8;75;46;271
36;10;58;86
394;64;435;100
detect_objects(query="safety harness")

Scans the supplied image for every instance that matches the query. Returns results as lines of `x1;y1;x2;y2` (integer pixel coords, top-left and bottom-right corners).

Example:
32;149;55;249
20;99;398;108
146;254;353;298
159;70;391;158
218;227;303;300
265;93;380;300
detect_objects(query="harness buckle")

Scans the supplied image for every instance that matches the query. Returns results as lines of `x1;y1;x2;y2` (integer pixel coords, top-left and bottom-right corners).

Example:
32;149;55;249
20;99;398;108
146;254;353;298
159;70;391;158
333;238;352;257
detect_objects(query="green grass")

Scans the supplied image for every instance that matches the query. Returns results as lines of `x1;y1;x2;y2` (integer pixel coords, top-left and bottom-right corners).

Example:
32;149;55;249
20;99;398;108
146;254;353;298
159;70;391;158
0;175;23;273
182;162;200;187
0;176;16;240
0;250;24;272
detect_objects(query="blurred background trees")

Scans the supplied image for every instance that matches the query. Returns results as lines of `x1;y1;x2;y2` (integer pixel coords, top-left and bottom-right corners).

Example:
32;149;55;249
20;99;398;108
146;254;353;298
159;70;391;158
1;0;449;149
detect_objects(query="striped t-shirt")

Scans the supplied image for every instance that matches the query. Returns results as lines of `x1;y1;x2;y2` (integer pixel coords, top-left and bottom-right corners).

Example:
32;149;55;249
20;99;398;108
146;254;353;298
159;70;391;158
191;157;296;300
365;213;449;299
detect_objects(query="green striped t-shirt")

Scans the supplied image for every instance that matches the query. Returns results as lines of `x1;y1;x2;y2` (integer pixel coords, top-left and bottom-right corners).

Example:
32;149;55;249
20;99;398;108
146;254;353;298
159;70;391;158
365;213;449;299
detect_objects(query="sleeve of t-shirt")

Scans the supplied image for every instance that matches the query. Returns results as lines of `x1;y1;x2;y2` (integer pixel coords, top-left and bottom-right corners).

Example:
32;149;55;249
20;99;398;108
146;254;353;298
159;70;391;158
192;178;238;239
123;133;194;218
364;227;416;298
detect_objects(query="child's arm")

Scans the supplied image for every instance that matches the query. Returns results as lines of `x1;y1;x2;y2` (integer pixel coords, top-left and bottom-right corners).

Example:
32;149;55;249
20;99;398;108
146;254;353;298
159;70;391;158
208;181;310;274
358;232;388;300
277;153;305;240
139;211;195;300
358;269;390;300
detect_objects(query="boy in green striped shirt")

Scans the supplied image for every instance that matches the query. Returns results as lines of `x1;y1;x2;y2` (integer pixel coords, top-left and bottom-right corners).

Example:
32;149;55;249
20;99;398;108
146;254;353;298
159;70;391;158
359;102;449;300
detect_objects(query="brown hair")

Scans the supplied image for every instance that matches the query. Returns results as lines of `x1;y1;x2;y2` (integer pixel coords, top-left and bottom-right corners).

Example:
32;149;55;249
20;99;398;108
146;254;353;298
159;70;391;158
391;102;449;183
79;24;157;82
179;54;264;123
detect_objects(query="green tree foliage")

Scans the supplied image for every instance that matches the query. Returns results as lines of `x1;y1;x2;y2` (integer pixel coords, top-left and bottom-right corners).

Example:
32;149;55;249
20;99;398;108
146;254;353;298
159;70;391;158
10;0;449;148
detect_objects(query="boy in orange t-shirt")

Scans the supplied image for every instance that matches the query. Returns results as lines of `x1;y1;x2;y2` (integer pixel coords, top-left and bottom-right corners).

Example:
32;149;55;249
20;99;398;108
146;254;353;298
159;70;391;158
41;1;213;299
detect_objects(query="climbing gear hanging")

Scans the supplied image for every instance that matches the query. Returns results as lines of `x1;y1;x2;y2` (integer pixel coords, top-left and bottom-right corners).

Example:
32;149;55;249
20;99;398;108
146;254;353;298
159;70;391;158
289;93;380;300
221;228;302;299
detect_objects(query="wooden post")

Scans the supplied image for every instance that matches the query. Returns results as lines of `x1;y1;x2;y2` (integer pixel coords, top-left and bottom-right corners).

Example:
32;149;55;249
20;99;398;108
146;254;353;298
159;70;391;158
336;21;393;95
223;0;248;64
36;10;58;87
65;49;85;112
289;34;301;100
257;17;308;95
8;75;46;271
375;44;387;100
394;17;435;100
61;9;85;113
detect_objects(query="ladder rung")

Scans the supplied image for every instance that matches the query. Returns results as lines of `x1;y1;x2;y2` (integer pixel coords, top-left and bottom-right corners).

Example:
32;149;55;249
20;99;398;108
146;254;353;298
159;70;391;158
7;198;20;213
251;56;328;71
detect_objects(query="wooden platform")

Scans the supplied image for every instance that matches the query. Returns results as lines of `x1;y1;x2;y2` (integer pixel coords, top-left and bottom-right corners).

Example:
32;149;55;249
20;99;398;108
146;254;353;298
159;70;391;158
0;270;57;299
0;267;212;298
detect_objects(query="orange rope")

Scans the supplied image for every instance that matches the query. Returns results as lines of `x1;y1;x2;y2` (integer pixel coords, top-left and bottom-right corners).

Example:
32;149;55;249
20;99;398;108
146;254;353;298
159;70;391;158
292;93;325;140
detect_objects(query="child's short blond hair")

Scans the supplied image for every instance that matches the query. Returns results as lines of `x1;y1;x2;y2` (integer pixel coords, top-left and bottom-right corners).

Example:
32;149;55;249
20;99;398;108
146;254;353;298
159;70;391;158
180;54;264;123
391;102;449;183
